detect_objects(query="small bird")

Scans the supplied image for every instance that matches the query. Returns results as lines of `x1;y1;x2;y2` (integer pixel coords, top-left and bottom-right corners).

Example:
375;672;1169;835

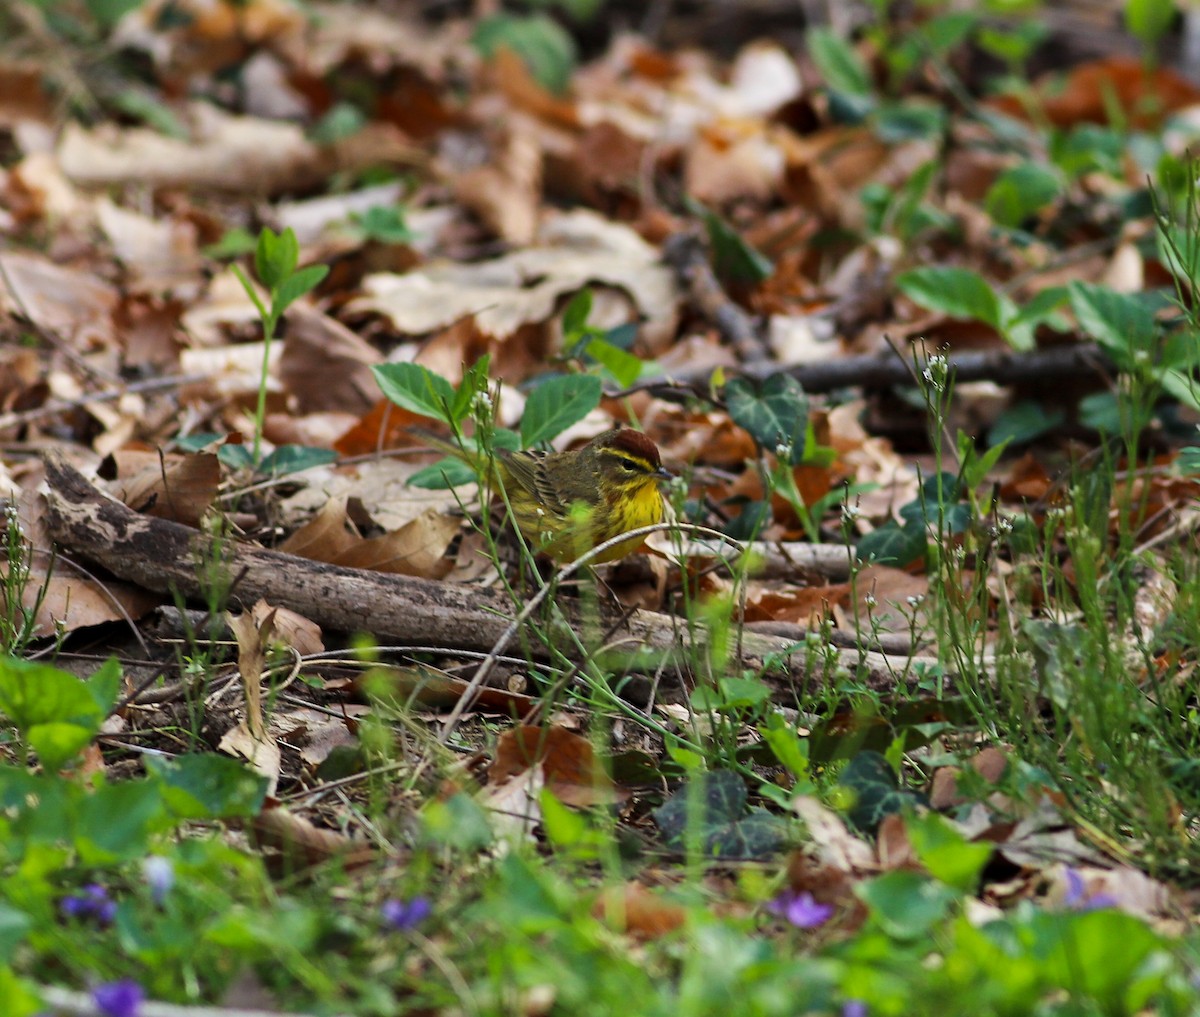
416;426;672;564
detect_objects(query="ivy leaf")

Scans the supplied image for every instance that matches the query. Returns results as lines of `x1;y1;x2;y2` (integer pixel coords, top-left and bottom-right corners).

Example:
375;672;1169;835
726;374;809;464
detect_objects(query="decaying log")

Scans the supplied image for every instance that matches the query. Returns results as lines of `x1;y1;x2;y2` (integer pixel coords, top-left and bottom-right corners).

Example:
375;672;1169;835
41;452;948;695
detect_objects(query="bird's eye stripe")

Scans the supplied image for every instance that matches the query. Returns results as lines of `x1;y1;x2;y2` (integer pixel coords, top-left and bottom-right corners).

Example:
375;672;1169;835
606;452;652;472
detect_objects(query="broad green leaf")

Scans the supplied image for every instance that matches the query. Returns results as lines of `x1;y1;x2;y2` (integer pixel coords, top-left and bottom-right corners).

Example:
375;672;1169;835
985;162;1063;228
1068;281;1158;363
309;102;367;144
147;754;269;820
520;374;602;447
74;779;169;863
218;444;255;470
854;520;925;568
254;227;297;289
562;288;593;341
702;209;774;284
904;811;993;892
895;267;1003;329
873;101;946;143
351;205;414;245
373;362;457;422
407;457;477;490
726;374;809;462
807;27;872;96
273;263;329;314
471;14;577;94
450;355;493;425
584;338;645;387
258;445;339;477
0;907;31;957
856;870;958;939
759;711;811;782
1125;0;1176;43
0;659;110;770
986;400;1065;447
1080;388;1123;434
202;228;258;260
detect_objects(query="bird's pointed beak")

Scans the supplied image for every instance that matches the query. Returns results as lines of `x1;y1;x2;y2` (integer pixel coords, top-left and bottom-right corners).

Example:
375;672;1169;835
654;466;673;481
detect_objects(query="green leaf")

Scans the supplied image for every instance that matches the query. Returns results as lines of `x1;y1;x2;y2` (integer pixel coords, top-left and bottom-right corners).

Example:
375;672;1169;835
984;162;1063;228
583;338;645;387
854;519;926;567
904;811;993;892
74;779;169;863
257;445;339;477
309;101;367;144
896;267;1003;329
351;205;414;245
856;870;959;940
562;288;593;341
373;363;457;422
203;228;258;261
217;444;255;470
726;374;809;462
147;754;269;820
0;658;110;770
112;87;188;137
0;905;30;954
986;400;1065;447
407;457;478;490
1125;0;1176;44
450;355;493;425
471;13;577;94
273;263;329;315
254;227;297;290
807;27;872;97
701;209;774;285
759;712;811;782
520;374;602;447
873;101;946;143
1068;281;1158;364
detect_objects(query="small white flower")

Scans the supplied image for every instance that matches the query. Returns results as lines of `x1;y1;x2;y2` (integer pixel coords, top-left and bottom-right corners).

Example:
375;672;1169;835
864;593;877;607
905;594;925;607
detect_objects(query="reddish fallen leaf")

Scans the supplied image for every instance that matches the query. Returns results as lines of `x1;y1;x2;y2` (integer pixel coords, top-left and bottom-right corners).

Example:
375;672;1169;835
593;882;687;940
489;725;619;807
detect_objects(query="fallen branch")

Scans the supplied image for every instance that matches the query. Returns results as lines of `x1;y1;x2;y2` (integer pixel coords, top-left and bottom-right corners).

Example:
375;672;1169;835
614;341;1112;399
42;452;947;695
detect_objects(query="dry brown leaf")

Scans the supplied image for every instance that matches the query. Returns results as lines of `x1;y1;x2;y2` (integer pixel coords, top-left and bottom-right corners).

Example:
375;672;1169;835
348;208;677;343
792;795;876;873
453;113;543;246
479;764;544;844
18;486;160;637
330;508;460;579
489;725;618;807
592;882;688;940
58;103;326;195
853;565;930;634
95;197;203;294
251;803;376;868
278;305;382;415
279;496;361;562
0;250;118;350
104;450;220;528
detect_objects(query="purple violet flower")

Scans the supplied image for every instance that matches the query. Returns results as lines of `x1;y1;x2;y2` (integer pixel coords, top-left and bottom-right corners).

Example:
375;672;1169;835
381;896;432;931
92;980;144;1017
1063;868;1118;912
767;890;835;929
843;1002;868;1017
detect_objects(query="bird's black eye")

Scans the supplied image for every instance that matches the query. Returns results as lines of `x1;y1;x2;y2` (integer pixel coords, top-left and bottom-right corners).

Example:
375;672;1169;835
621;460;639;472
